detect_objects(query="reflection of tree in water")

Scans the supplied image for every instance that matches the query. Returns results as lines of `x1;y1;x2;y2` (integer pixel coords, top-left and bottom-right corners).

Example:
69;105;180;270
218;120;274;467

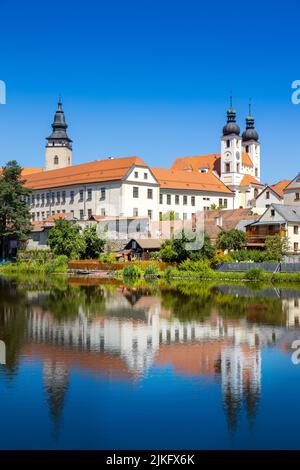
44;285;107;321
0;278;28;376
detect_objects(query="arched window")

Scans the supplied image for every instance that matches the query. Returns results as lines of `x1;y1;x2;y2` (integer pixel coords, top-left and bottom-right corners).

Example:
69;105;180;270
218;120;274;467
54;155;59;165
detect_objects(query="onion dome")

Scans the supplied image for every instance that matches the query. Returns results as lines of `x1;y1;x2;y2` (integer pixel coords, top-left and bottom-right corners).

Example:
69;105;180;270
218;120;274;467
222;96;240;136
242;101;259;142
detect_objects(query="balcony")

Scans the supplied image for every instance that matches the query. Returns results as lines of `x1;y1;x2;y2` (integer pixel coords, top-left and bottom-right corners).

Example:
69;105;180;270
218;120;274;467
246;225;286;247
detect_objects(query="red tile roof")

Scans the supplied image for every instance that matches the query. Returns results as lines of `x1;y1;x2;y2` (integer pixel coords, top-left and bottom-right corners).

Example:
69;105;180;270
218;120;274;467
269;180;291;198
239;174;260;186
171;154;221;175
151;167;233;194
24;156;147;190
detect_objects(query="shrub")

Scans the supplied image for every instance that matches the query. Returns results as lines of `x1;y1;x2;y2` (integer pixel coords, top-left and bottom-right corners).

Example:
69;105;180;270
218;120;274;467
99;252;118;263
211;252;234;267
144;264;160;276
164;266;179;279
45;255;69;274
178;260;212;273
123;264;143;278
245;267;264;282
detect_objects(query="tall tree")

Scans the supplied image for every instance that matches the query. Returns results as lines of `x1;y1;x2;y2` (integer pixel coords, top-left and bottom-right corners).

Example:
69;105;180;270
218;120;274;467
0;161;32;258
47;219;86;259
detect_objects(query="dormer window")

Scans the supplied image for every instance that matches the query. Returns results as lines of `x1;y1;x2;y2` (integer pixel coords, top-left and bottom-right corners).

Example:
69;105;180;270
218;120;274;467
199;168;208;173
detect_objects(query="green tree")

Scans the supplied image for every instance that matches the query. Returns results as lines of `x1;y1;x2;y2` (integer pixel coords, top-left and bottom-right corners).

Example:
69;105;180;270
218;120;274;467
47;219;86;259
189;233;216;260
0;161;32;258
264;235;288;261
82;224;105;259
216;229;246;251
158;239;177;262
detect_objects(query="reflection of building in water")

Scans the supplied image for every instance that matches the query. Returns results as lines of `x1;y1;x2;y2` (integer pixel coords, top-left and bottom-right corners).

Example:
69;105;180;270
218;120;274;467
221;346;261;430
19;288;300;429
282;298;300;327
43;360;69;426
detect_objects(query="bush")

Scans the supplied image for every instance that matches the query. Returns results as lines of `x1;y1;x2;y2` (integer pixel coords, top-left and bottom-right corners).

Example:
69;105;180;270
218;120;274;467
211;252;234;267
164;266;179;279
123;264;143;278
230;249;266;263
144;264;160;276
245;267;264;282
99;252;118;263
45;255;69;274
178;260;213;274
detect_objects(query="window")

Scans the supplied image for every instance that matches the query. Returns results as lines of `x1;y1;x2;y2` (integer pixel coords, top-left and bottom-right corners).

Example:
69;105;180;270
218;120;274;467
62;191;66;204
133;187;139;198
191;196;195;206
46;193;50;205
100;187;106;200
41;194;45;205
265;204;270;208
255;168;258;177
41;212;45;220
175;195;179;205
246;145;249;153
148;210;152;220
147;188;153;199
57;210;60;214
144;172;148;180
219;199;223;206
224;199;228;208
101;208;105;216
88;209;92;218
70;210;74;217
167;194;171;205
266;191;270;200
36;194;40;205
54;155;59;165
62;210;66;214
237;163;240;173
160;194;163;204
254;188;258;198
36;212;40;220
133;208;138;216
134;171;138;178
225;163;230;173
56;192;60;204
294;242;299;252
70;191;74;203
31;195;35;205
87;189;92;201
31;213;35;221
296;193;300;201
79;190;84;202
226;140;230;148
183;195;187;205
80;210;84;220
294;226;299;235
271;209;275;217
51;192;55;205
183;213;187;220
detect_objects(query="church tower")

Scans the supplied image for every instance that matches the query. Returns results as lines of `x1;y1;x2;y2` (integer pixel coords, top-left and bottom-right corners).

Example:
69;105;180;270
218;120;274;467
242;101;260;181
45;99;72;171
220;97;243;187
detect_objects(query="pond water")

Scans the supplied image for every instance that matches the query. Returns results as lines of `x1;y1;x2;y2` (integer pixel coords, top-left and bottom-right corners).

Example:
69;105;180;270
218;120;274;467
0;275;300;450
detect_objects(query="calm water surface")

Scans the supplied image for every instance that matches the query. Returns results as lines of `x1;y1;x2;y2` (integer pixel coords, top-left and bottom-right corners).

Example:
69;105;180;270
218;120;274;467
0;275;300;449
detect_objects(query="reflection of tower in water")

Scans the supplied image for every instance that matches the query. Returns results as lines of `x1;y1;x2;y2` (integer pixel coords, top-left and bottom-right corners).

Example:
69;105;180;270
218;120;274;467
43;360;69;430
221;345;261;431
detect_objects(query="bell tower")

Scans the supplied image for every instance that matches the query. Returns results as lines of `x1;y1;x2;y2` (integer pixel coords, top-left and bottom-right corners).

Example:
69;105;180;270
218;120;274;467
45;99;73;171
242;100;260;181
220;97;243;187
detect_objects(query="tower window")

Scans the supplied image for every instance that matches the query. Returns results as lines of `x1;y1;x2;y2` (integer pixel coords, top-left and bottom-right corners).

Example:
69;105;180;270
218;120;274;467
237;163;240;172
255;168;258;177
225;163;230;173
54;155;59;165
246;146;249;153
226;140;230;148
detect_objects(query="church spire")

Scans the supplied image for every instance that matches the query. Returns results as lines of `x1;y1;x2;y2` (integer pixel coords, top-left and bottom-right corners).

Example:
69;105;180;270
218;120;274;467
222;95;240;136
45;99;73;171
46;99;72;149
242;99;259;142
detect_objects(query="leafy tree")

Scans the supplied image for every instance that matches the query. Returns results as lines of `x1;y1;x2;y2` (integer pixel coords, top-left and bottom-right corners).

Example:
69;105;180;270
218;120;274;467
0;161;32;258
158;239;177;262
264;235;288;261
47;219;86;259
216;229;246;251
189;233;215;260
82;224;105;259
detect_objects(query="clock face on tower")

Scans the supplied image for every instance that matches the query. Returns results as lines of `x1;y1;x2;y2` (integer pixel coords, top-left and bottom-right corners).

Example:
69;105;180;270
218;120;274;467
224;152;231;161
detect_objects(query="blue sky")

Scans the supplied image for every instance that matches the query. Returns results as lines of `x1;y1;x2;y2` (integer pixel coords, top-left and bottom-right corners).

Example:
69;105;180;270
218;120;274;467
0;0;300;183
